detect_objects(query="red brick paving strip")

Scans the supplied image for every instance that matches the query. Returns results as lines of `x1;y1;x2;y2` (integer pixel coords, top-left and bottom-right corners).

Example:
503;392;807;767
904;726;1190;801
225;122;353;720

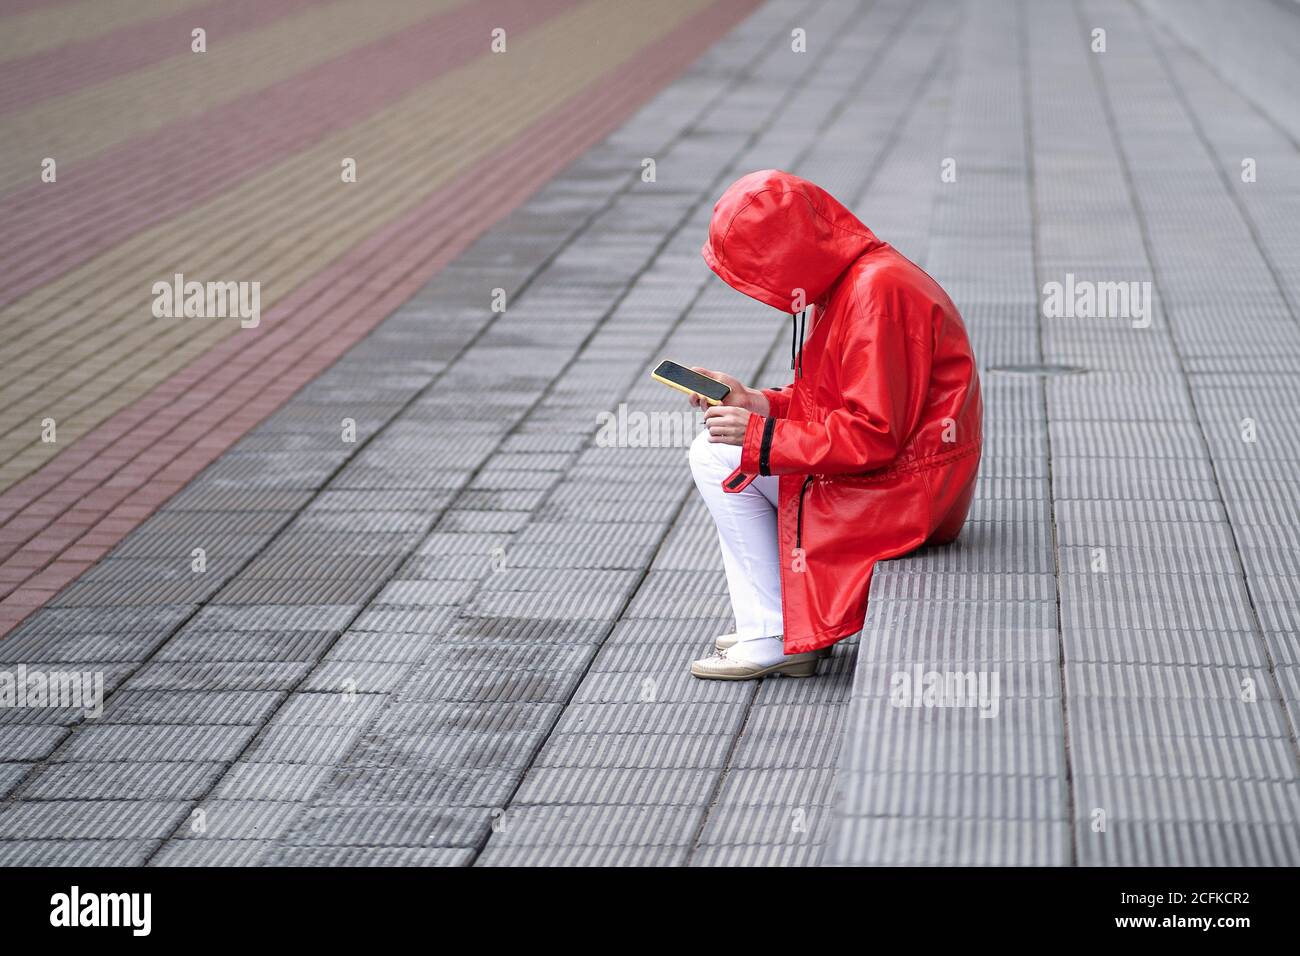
0;0;760;633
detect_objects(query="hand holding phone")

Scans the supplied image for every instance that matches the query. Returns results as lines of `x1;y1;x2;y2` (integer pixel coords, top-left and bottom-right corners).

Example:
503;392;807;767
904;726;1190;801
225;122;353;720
651;360;731;406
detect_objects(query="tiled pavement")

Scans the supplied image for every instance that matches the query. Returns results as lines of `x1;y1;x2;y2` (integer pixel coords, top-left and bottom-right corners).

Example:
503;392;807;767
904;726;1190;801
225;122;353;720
1;0;1298;866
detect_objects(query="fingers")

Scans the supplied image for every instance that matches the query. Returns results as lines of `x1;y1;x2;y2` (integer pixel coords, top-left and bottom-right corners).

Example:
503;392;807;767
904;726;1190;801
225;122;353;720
703;406;746;445
689;367;749;408
693;367;737;388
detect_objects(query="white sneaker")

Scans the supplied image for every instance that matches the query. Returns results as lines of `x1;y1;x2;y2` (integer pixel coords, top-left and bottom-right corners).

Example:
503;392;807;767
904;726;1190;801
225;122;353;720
690;646;821;681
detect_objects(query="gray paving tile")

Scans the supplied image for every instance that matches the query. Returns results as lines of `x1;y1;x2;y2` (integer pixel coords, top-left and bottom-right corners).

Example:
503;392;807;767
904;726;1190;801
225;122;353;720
0;840;160;868
0;762;29;799
0;801;190;841
148;839;279;867
829;817;1070;866
270;845;474;867
20;761;226;801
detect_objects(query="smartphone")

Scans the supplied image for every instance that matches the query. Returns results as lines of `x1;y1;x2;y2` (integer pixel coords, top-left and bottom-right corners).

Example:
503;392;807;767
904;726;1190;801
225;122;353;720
651;360;730;405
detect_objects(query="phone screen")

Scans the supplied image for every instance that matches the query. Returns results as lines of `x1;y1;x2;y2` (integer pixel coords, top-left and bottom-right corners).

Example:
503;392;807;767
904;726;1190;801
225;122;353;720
653;361;730;403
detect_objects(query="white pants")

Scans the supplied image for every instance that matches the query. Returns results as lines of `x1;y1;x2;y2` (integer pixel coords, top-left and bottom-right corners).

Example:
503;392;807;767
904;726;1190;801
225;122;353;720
689;429;783;640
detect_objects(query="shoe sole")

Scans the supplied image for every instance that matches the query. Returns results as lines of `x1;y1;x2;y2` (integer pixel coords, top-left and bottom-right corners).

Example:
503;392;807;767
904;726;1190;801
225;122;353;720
690;658;820;680
714;637;832;659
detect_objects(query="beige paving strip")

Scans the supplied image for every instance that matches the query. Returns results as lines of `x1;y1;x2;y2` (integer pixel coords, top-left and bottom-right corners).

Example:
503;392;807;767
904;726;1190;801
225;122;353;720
0;0;711;490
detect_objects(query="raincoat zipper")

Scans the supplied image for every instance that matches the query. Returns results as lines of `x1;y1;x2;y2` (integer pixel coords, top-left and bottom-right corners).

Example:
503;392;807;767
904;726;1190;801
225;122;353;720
790;308;810;378
795;474;815;550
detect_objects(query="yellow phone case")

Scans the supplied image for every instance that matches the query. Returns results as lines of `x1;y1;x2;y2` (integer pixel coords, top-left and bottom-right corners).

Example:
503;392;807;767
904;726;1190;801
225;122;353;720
651;368;726;406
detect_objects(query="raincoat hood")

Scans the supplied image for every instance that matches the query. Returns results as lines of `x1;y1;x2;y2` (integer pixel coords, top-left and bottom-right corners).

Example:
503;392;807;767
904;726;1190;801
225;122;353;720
701;169;882;312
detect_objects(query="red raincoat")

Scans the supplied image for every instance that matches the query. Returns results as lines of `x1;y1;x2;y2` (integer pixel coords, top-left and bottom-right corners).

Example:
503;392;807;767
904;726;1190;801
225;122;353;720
702;170;982;654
